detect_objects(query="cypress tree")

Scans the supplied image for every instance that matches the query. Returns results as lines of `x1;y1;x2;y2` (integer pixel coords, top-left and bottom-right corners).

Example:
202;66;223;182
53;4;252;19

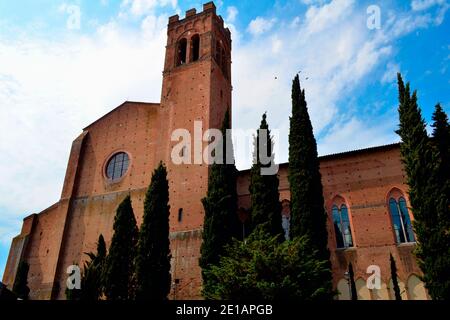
396;74;450;299
431;104;450;169
103;195;138;300
288;75;330;261
135;162;171;300
429;104;450;299
348;262;357;301
80;234;106;300
97;234;107;261
12;261;30;300
200;108;241;297
431;104;450;223
390;254;402;300
287;74;333;299
249;113;284;238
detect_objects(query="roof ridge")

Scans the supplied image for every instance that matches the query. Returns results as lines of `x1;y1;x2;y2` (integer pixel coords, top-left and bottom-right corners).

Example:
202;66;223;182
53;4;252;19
83;100;160;130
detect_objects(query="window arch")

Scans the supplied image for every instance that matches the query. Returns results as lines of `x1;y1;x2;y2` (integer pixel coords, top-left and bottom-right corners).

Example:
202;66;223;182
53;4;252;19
371;282;390;300
221;47;227;78
337;279;351;300
356;278;371;300
190;34;200;62
215;40;221;66
388;190;415;244
332;201;353;249
388;278;408;300
176;38;187;66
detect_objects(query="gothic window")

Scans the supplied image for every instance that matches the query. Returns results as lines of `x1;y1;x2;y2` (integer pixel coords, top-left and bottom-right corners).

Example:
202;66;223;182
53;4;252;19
332;203;353;249
106;152;129;181
281;200;290;240
176;38;187;66
389;194;415;244
190;34;200;62
221;47;227;78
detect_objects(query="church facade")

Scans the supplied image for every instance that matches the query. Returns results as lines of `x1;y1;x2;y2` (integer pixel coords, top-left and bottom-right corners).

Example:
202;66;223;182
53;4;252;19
2;2;429;300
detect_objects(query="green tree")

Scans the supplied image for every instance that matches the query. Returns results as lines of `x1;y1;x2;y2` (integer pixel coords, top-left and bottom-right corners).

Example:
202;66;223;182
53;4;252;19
12;261;30;300
249;113;284;238
135;162;171;300
396;74;450;299
80;234;107;300
200;109;241;298
287;75;333;298
431;104;450;168
288;75;329;261
348;262;357;301
203;227;333;300
428;104;450;299
431;104;450;226
103;195;138;300
390;254;402;300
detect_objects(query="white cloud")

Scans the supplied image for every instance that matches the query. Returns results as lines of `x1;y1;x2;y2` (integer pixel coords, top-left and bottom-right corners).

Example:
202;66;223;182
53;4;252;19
318;116;399;156
0;0;447;251
120;0;177;17
301;0;328;5
231;0;443;169
247;17;277;36
290;16;301;28
303;0;354;36
411;0;445;11
226;6;238;24
434;3;449;25
0;16;167;244
381;62;400;84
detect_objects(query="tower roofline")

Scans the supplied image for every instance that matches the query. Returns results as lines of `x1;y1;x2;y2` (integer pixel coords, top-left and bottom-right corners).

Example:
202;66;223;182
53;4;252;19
167;2;231;40
168;2;216;24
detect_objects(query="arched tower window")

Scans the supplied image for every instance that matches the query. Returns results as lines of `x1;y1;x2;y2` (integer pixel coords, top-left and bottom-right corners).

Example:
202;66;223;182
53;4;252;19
332;201;353;249
221;47;227;78
190;34;200;62
215;40;222;66
388;191;415;244
176;38;187;66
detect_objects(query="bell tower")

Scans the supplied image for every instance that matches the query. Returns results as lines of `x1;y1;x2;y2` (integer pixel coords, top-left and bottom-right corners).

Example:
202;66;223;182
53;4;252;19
155;2;232;298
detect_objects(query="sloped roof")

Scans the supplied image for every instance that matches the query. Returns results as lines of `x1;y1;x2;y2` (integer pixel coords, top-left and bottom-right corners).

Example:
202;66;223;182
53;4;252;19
83;101;159;130
238;142;401;174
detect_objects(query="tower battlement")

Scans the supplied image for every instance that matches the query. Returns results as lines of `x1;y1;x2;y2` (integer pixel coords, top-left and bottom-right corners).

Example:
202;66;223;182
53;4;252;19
167;2;231;42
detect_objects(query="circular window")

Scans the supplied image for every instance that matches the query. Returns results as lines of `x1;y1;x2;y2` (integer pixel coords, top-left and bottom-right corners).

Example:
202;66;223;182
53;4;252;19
106;152;129;180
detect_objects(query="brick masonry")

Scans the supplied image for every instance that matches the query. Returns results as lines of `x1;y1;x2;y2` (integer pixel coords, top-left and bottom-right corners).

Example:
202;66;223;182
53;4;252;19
2;2;428;300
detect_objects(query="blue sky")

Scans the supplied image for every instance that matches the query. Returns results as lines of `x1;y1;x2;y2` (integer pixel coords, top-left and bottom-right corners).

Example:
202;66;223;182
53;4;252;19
0;0;448;280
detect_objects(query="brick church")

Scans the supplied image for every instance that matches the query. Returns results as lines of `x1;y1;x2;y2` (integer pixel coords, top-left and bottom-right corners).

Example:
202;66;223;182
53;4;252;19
3;2;429;300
